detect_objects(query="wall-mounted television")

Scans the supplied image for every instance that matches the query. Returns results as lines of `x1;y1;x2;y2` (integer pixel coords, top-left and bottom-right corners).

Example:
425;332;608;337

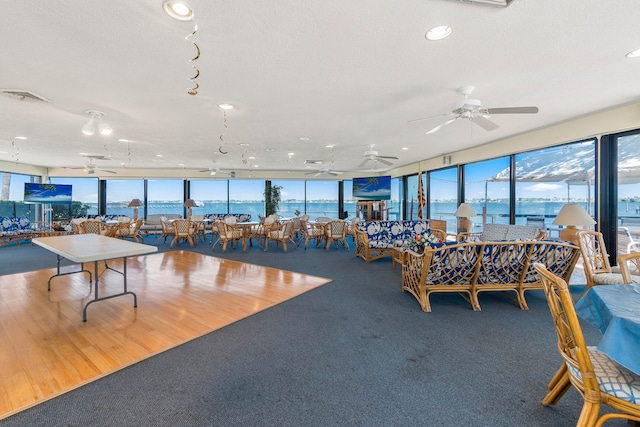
352;176;391;200
24;183;72;204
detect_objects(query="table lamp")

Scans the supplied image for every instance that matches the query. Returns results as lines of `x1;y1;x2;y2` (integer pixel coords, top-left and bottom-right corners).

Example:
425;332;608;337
184;199;197;220
552;203;596;245
127;198;143;220
455;203;476;233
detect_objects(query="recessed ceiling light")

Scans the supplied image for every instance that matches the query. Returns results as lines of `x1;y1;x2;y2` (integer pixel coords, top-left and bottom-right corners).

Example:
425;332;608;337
426;25;452;41
156;154;163;158
218;103;234;110
325;144;335;148
163;1;194;21
626;48;640;58
401;147;409;150
287;152;295;156
240;143;249;147
299;137;310;141
13;136;27;140
248;156;256;160
253;165;259;168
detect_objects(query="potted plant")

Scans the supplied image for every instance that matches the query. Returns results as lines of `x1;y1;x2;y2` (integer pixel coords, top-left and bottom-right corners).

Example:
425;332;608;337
264;184;282;217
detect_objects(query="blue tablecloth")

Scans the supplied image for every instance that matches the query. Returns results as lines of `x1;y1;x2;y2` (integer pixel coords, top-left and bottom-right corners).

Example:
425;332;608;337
575;284;640;375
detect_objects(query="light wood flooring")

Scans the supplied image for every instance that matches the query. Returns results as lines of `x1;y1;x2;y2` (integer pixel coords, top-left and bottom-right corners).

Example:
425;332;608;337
0;251;331;420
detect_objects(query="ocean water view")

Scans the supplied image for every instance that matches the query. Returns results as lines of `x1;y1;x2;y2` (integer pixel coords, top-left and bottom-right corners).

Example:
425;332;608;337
94;200;640;227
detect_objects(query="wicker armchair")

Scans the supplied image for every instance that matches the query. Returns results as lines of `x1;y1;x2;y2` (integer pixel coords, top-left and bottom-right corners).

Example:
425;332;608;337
212;221;244;252
533;263;640;426
170;219;197;247
263;220;296;252
79;219;109;236
113;218;143;243
324;220;348;251
301;218;325;250
157;217;172;244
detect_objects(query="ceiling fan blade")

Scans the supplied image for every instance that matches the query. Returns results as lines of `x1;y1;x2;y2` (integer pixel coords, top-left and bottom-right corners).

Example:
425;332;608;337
407;112;453;123
99;169;117;174
426;118;457;135
486;106;539;115
378;155;399;160
472;116;500;131
377;158;393;166
329;171;343;175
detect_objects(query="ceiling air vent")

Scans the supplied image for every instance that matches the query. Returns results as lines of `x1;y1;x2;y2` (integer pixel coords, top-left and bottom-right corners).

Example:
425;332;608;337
449;0;514;7
0;89;50;103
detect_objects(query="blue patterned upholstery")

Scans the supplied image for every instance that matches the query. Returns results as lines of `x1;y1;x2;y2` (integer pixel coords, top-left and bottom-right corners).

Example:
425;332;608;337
565;347;640;404
0;216;45;247
355;220;435;263
204;213;252;222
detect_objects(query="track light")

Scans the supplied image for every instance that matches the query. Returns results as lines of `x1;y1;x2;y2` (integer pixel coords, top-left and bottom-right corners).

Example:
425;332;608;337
82;110;111;136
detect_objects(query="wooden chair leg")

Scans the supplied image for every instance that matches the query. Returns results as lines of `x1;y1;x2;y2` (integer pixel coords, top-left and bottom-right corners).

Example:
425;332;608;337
542;364;571;406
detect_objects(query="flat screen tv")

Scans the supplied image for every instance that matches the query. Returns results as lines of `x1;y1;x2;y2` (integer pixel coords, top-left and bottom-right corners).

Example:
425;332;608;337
352;176;391;200
24;183;72;204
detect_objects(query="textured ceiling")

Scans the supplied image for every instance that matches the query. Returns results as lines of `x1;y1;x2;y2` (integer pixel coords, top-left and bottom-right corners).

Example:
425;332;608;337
1;0;639;177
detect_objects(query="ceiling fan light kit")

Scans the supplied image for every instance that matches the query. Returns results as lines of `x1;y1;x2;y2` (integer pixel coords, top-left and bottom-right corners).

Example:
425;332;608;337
82;110;112;136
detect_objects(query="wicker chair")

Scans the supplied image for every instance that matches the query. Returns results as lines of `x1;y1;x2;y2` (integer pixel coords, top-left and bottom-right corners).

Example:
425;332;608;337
113;218;143;243
79;219;109;236
324;220;349;251
576;230;640;300
212;221;244;252
170;219;197;247
617;226;640;254
533;263;640;427
263;220;296;252
301;218;325;250
157;217;172;244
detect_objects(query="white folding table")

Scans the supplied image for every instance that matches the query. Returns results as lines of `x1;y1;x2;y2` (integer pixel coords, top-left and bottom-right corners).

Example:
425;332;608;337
33;234;158;321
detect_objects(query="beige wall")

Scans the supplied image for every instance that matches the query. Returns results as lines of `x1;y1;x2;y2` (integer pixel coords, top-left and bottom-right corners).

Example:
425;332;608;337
3;102;640;180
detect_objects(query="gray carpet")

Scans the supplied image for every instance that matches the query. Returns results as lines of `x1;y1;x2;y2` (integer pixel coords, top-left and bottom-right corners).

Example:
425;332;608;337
0;238;625;426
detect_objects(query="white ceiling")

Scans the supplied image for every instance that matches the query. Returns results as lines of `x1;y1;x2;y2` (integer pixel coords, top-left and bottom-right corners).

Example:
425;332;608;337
1;0;640;177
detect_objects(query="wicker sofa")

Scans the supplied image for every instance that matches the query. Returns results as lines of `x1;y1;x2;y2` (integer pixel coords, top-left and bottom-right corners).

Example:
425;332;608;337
0;216;50;247
139;214;182;235
355;220;446;263
401;239;580;312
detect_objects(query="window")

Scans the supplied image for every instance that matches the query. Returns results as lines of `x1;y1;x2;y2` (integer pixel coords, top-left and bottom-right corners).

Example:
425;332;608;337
0;172;38;219
617;132;640;255
464;157;510;226
147;180;184;216
306;181;338;218
106;180;144;217
271;180;305;217
229;180;264;217
514;140;595;231
190;180;228;215
428;167;458;233
49;177;99;219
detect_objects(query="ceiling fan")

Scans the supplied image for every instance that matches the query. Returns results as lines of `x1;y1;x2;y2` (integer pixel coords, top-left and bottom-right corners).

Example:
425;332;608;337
65;159;116;174
409;86;539;135
199;167;230;176
304;165;343;176
358;144;399;168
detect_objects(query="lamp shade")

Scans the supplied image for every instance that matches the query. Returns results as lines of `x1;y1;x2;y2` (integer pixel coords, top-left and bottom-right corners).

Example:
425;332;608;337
183;199;197;208
455;203;476;218
552;203;596;226
127;198;143;208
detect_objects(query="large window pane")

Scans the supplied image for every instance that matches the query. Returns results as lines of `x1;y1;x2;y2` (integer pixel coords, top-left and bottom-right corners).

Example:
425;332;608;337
147;180;184;217
617;132;640;254
0;172;38;220
306;181;338;219
49;177;99;219
106;180;144;217
190;180;228;215
428;167;458;233
272;180;305;217
514;140;595;232
344;180;356;219
229;180;264;218
464;157;510;226
388;177;401;220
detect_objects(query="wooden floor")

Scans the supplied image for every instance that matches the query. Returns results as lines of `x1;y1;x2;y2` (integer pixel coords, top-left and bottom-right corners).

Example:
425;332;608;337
0;251;331;420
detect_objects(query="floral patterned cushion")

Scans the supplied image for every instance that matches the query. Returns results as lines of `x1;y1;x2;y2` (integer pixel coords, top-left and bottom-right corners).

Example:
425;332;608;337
362;220;430;248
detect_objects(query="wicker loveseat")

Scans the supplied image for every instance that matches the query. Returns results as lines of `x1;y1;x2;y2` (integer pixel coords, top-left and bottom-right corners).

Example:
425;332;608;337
401;239;580;312
0;216;50;247
355;220;446;263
